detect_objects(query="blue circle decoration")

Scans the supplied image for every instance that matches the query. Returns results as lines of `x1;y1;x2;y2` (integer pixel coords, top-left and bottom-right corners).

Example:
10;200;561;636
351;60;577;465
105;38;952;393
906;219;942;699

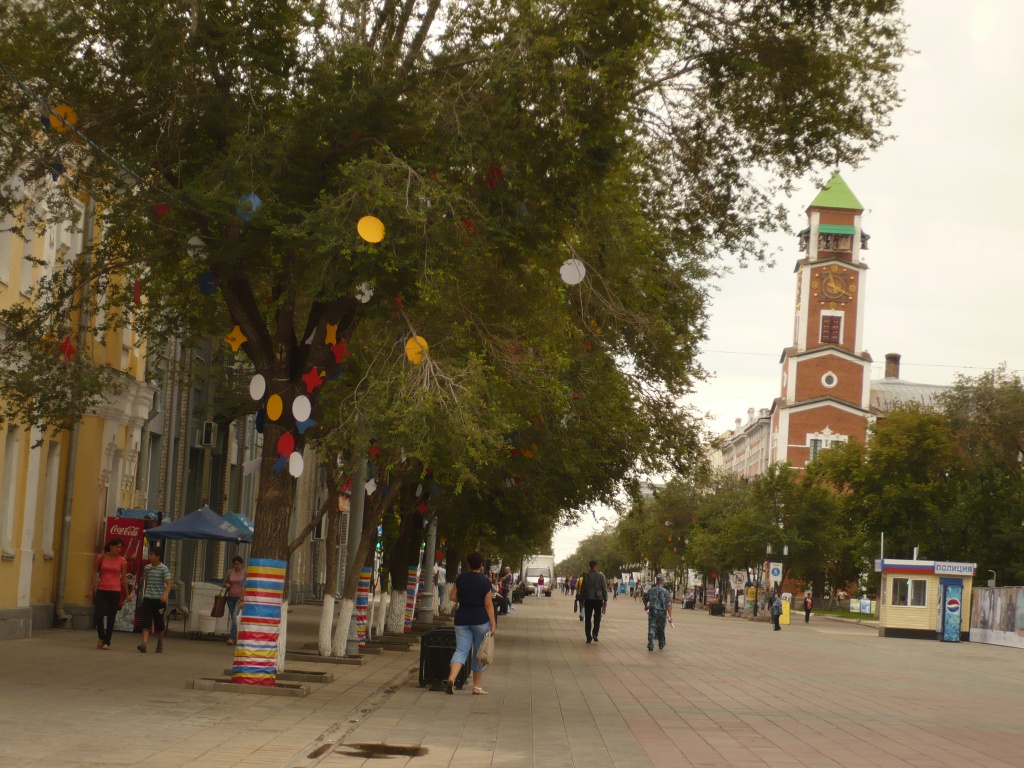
236;193;261;222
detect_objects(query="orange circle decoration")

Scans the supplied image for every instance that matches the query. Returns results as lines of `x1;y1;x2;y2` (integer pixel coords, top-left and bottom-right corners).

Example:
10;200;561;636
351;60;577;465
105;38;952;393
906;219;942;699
357;216;385;243
49;105;77;133
405;335;429;365
266;394;284;421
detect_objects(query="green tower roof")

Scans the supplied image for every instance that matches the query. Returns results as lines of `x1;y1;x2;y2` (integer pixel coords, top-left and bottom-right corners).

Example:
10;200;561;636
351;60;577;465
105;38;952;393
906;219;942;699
809;172;863;210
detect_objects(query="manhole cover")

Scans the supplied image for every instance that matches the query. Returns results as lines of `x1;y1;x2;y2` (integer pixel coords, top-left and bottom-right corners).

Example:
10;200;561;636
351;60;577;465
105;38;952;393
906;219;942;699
337;743;427;759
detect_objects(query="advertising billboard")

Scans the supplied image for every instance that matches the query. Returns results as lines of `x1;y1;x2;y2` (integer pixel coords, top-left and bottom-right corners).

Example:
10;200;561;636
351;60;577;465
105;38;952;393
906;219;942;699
970;587;1024;649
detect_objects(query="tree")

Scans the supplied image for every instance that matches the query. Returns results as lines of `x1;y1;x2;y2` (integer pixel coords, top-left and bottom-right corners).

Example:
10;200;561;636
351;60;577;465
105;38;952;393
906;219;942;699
0;0;908;567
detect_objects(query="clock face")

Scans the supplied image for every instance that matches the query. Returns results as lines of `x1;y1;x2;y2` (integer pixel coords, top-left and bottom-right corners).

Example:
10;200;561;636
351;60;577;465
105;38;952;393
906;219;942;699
811;265;856;304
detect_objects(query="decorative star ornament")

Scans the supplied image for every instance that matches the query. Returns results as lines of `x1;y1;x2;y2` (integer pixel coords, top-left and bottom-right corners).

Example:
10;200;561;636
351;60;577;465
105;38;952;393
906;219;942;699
325;323;339;346
301;366;325;393
225;326;247;352
59;336;76;361
330;340;349;363
296;418;316;435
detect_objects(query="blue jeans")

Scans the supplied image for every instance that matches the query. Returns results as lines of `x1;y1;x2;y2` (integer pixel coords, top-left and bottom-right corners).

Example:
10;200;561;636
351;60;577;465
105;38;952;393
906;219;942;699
226;597;240;639
451;622;490;672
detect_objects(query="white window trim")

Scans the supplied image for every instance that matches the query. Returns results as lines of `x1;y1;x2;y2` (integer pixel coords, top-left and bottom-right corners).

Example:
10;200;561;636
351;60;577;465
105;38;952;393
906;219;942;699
820;309;844;345
821;371;839;389
890;577;928;608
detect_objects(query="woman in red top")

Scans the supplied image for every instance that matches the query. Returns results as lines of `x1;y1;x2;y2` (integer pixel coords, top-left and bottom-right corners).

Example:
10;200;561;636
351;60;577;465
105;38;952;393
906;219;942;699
86;538;129;649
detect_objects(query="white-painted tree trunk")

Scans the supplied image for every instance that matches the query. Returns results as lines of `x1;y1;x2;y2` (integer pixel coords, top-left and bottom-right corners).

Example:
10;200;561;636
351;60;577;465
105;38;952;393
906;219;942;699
375;592;389;635
277;599;288;673
318;593;335;656
385;588;407;633
332;596;355;656
440;584;453;614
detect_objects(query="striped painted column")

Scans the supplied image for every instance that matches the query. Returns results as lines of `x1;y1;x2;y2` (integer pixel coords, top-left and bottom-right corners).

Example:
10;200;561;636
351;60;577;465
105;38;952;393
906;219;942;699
355;566;372;647
403;565;420;632
231;558;286;686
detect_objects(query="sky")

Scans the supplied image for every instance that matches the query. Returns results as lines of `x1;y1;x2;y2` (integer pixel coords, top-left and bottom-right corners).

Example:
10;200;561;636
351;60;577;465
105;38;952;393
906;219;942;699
553;0;1024;563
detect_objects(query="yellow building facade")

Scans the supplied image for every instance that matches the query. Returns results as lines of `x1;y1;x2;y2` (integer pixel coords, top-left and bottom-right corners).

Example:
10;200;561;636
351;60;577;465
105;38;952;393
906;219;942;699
0;197;155;638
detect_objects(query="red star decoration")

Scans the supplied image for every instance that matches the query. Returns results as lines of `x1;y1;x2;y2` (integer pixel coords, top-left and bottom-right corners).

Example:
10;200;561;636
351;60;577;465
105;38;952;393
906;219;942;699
330;340;349;363
341;477;352;494
152;202;170;219
59;336;76;361
485;164;503;189
368;444;381;458
301;366;325;393
417;501;429;513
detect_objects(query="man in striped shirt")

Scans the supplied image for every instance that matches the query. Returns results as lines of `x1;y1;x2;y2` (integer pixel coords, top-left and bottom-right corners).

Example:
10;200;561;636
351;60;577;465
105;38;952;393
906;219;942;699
137;548;172;653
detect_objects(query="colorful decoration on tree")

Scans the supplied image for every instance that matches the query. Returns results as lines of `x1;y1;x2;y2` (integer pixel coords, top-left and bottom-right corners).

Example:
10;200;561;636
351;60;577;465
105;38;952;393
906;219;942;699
330;339;349;363
225;325;247;352
59;335;76;361
198;271;216;296
405;335;428;364
416;501;429;513
356;567;372;647
560;258;586;285
249;374;266;401
49;104;77;133
231;558;286;687
301;366;325;393
291;395;311;422
272;455;288;474
355;282;374;303
288;451;304;478
368;443;381;458
485;164;503;189
296;418;315;435
236;193;261;222
265;394;283;421
365;478;377;495
152;202;170;219
324;323;339;346
133;280;142;307
255;408;265;434
276;432;295;457
357;215;385;243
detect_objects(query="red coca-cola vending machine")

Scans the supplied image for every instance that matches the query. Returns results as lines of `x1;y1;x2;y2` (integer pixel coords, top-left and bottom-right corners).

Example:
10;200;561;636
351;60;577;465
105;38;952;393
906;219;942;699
104;517;147;632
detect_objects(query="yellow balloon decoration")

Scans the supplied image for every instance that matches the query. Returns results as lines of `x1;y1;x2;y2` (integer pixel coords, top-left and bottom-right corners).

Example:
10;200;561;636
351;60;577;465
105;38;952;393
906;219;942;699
357;216;385;243
405;335;429;365
50;104;77;133
266;394;284;421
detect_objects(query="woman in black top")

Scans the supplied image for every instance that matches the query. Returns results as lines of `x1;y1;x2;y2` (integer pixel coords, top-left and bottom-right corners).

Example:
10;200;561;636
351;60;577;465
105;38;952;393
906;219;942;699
445;552;497;695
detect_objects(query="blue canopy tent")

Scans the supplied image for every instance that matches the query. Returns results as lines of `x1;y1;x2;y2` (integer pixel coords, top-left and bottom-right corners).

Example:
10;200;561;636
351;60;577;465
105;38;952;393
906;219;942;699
222;512;255;540
145;505;252;542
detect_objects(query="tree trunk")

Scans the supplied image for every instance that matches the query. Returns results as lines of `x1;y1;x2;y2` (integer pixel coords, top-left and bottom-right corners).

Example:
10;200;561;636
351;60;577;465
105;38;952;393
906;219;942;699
318;504;343;655
249;424;296;561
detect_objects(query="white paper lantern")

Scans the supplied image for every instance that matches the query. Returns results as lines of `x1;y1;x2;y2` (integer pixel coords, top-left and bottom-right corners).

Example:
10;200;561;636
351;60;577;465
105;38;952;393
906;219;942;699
288;451;304;477
559;258;586;285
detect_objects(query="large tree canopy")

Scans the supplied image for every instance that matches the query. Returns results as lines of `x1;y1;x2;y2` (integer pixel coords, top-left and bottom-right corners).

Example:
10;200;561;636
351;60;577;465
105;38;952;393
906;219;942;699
0;0;908;561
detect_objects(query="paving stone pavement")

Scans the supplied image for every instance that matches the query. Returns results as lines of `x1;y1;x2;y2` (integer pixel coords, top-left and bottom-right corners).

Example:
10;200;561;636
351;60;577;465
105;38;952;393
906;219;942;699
4;595;1024;768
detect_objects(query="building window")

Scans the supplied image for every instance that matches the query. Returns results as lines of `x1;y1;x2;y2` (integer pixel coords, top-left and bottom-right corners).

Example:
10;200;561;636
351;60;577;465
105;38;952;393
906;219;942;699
891;578;927;607
821;314;842;344
809;438;823;461
821;371;838;389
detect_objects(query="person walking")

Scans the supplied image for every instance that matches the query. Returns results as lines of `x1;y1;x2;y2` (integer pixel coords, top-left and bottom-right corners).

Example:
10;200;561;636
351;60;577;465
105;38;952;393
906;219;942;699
446;552;497;696
222;556;247;645
536;574;545;598
574;573;585;621
86;538;129;650
645;574;673;651
581;560;608;644
771;592;783;631
137;547;172;653
500;566;515;612
803;593;813;623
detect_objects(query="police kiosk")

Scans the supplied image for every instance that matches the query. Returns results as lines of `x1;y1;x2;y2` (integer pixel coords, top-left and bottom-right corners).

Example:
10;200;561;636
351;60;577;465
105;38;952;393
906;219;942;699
874;559;975;641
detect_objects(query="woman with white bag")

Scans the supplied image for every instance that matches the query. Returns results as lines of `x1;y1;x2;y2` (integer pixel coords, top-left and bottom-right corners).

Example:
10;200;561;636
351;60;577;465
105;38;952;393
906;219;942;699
445;552;496;695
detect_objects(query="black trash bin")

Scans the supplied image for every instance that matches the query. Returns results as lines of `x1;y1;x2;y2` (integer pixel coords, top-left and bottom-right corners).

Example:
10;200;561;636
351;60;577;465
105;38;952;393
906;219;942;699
684;599;696;610
419;628;470;689
709;603;726;616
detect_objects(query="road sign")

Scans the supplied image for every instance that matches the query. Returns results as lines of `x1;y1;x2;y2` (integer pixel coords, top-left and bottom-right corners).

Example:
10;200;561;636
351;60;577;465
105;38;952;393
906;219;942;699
769;562;783;585
730;571;746;590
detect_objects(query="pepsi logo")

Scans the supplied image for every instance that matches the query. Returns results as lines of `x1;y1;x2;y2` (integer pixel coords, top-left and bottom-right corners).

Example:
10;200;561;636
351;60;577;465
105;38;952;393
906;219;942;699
946;598;961;614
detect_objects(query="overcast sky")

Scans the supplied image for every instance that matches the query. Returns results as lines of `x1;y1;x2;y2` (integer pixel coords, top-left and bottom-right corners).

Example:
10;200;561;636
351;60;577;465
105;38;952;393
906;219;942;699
553;0;1024;564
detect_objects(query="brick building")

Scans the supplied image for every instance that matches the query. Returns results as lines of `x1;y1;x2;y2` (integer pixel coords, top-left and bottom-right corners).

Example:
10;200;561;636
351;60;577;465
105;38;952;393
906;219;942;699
712;173;948;477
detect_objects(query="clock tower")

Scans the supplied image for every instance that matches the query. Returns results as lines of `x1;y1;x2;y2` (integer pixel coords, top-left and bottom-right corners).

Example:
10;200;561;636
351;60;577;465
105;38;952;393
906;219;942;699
770;172;872;467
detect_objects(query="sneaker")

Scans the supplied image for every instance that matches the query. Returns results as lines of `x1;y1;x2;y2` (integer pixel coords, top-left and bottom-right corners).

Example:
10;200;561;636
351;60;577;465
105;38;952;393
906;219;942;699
136;643;147;653
155;640;163;654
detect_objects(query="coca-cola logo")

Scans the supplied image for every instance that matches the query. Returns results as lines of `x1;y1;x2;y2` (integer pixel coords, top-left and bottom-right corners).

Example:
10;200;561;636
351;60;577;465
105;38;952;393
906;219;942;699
108;524;142;537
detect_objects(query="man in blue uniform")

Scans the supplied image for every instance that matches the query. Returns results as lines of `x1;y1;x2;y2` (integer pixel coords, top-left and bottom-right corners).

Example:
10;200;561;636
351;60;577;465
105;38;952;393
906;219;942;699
644;574;673;651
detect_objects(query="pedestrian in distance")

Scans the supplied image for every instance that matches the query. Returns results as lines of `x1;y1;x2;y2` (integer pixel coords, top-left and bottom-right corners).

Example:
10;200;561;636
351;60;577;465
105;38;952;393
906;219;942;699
644;574;673;651
501;566;515;612
445;551;497;696
803;593;813;623
575;573;585;621
86;538;129;650
137;548;172;653
222;556;246;645
581;560;608;644
771;592;783;631
536;574;545;598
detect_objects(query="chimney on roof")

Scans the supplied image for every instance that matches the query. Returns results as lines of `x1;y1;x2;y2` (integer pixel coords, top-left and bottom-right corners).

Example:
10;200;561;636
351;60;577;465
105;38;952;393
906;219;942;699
747;407;755;424
885;353;901;379
735;418;742;431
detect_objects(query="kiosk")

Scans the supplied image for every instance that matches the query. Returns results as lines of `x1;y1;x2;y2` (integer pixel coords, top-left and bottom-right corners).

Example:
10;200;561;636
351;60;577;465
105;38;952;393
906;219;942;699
874;559;975;641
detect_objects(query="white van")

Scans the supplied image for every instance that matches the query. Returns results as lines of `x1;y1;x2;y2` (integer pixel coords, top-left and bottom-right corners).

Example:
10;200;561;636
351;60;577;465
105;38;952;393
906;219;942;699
521;554;555;596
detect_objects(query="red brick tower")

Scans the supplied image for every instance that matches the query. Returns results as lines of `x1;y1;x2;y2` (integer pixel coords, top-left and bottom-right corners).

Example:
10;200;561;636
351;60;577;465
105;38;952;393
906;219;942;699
770;173;872;467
